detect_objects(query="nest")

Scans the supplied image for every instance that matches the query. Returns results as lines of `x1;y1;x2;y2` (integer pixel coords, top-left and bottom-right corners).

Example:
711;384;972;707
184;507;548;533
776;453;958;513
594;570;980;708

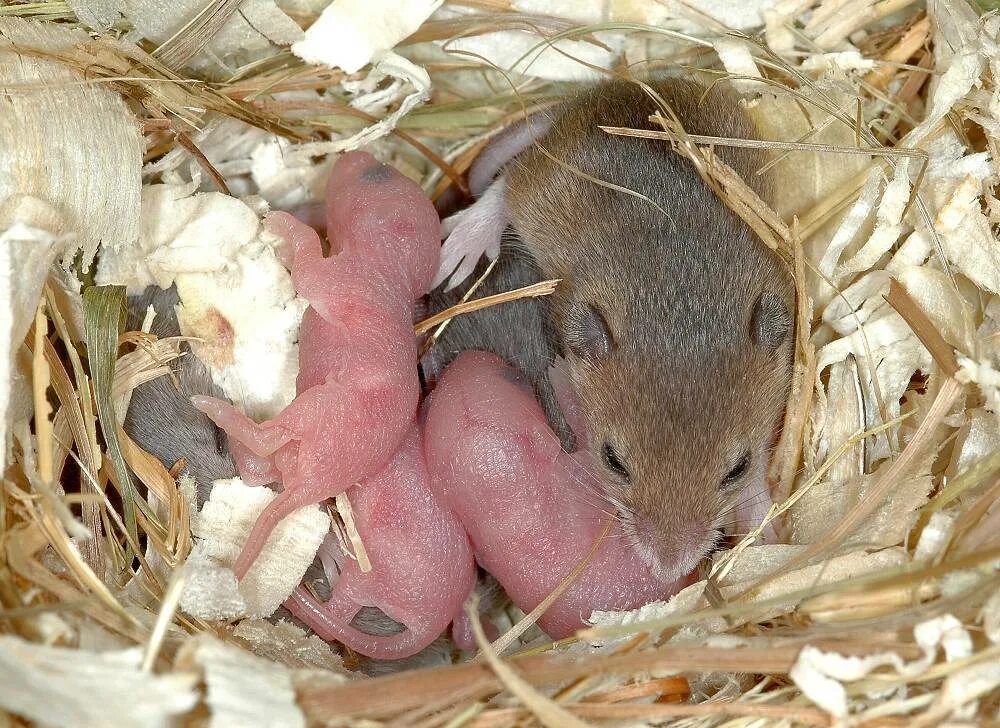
2;0;999;726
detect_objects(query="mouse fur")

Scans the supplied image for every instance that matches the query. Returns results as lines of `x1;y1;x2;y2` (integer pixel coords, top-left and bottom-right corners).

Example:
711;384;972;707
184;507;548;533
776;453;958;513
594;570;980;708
124;285;238;506
427;77;794;582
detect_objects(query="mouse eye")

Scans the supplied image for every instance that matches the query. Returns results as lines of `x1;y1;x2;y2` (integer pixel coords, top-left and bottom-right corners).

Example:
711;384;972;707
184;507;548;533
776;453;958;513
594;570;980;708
565;303;614;362
721;451;751;488
602;442;630;482
213;424;228;457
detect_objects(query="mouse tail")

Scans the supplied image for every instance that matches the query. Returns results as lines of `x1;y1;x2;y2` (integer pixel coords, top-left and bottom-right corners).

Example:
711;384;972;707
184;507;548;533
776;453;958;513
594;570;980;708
233;485;317;578
284;588;438;660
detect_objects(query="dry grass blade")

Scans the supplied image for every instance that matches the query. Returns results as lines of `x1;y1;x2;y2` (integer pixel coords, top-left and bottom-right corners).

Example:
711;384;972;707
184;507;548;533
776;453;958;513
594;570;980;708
141;568;186;672
15;312;131;625
467;701;831;726
884;279;959;377
606;124;930;164
31;303;54;486
118;428;190;566
919;448;1000;522
863;15;931;91
335;492;371;573
174;131;231;195
466;599;592;728
415;279;560;335
43;283;103;565
299;639;924;720
82;285;152;558
3;521;144;641
579;676;689;703
152;0;244;69
771;225;816;505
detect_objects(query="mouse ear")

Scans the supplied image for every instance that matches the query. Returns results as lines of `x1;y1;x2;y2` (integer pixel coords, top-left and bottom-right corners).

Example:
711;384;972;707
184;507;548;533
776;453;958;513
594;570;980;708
751;291;792;351
565;303;614;362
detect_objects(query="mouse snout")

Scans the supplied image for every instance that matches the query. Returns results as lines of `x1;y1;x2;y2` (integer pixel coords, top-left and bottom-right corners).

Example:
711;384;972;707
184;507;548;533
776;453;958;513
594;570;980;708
630;513;714;585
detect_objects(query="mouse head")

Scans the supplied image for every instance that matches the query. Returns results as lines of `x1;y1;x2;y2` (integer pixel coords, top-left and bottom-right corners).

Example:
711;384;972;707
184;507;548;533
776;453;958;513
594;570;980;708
555;268;794;584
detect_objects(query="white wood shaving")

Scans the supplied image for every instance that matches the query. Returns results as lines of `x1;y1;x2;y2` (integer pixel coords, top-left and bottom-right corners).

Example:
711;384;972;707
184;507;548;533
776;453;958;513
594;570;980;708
836;160;911;277
184;478;329;620
584;581;709;649
763;0;813;56
180;548;249;621
956;356;1000;412
188;635;305;728
290;52;432;160
818;167;883;283
292;0;442;73
0;636;198;728
0;18;142;269
909;19;984;145
924;660;1000;724
935;182;1000;295
821;270;891;334
981;589;1000;645
808;0;875;50
914;511;955;561
791;614;973;720
0;197;66;473
125;0;303;70
801;49;876;74
609;0;781;33
720;547;908;609
95;184;307;420
884;230;932;274
898;265;974;352
335;492;372;573
232;619;349;674
513;0;606;23
713;37;764;93
950;408;1000;475
66;0;124;30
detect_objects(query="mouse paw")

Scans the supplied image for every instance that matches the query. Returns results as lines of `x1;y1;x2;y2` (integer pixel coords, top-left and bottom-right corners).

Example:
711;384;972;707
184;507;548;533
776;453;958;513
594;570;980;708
191;395;292;458
432;178;507;291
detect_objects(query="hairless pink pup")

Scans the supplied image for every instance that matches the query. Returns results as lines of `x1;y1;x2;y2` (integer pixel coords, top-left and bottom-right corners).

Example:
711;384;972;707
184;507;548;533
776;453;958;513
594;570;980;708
192;152;440;578
423;351;694;639
283;425;476;659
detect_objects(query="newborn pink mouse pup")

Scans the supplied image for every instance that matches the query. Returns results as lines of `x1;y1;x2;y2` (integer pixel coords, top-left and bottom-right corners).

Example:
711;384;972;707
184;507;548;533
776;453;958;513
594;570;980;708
424;351;694;639
192;152;440;578
284;426;476;659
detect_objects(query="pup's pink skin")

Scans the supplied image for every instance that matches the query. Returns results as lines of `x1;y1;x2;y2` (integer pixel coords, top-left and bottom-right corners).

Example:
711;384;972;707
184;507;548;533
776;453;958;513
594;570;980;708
191;152;440;578
423;351;694;640
283;426;476;660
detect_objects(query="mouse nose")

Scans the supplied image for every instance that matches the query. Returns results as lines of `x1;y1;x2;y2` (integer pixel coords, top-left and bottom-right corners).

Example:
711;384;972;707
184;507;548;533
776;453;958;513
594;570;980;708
631;514;713;584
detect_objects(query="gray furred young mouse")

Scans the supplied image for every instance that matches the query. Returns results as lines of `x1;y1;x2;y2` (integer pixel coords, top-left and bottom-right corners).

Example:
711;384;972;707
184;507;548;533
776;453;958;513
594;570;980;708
425;77;794;584
124;285;238;505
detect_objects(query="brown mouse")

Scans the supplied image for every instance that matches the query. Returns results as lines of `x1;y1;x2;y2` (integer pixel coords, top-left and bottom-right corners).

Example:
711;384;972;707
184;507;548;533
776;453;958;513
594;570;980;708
426;77;794;583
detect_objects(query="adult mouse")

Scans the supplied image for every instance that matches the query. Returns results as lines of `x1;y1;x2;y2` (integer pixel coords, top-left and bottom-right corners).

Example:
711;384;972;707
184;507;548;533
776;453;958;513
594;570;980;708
426;77;794;583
